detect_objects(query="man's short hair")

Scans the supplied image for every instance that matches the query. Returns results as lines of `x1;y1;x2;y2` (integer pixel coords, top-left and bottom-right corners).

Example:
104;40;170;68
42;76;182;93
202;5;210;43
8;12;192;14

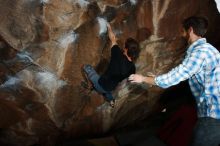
182;16;208;37
125;38;140;62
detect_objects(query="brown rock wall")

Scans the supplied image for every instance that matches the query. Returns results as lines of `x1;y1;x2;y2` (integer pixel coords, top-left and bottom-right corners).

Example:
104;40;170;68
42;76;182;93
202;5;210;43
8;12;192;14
0;0;220;145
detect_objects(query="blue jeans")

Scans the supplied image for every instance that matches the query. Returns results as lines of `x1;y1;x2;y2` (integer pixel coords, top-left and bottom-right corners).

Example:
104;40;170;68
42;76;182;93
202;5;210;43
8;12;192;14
191;117;220;146
83;64;114;101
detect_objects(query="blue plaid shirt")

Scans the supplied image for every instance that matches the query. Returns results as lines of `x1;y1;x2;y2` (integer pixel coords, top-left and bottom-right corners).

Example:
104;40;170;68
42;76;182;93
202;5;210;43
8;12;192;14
155;38;220;119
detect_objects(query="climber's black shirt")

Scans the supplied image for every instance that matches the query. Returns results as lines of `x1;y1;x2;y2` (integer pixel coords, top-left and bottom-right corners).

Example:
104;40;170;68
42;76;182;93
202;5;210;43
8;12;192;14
98;45;135;91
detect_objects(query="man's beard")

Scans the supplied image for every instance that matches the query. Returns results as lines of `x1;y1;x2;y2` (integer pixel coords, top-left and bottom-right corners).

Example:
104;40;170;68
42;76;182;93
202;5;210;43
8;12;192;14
182;33;190;44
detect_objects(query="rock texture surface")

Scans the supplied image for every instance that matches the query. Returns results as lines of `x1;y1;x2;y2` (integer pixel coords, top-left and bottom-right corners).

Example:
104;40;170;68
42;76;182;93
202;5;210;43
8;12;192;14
0;0;220;145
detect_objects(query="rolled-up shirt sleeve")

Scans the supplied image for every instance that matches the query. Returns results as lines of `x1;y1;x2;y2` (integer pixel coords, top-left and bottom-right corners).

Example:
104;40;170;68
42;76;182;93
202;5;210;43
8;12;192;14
155;50;205;88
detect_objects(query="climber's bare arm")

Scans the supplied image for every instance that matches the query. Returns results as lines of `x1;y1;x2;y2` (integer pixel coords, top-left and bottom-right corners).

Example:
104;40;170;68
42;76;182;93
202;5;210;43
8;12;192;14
107;24;117;47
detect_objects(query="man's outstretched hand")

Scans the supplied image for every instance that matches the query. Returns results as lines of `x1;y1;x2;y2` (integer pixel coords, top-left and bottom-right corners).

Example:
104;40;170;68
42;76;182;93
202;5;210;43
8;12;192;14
129;74;156;85
128;74;145;83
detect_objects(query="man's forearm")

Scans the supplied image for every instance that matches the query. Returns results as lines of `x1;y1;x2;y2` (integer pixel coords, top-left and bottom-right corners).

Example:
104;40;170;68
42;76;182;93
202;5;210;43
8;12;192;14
107;24;117;47
142;76;156;85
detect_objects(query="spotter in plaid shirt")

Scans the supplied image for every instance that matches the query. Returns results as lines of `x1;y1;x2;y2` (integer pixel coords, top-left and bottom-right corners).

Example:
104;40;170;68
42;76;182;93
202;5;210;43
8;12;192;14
155;38;220;119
